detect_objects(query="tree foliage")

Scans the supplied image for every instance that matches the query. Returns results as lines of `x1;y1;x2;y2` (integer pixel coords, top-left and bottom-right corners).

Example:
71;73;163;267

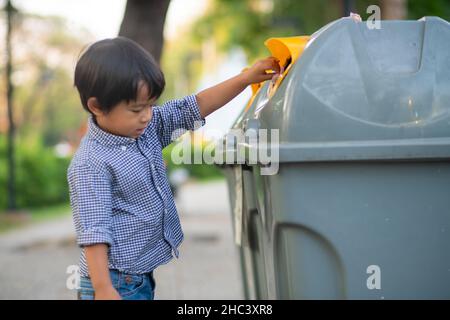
191;0;450;63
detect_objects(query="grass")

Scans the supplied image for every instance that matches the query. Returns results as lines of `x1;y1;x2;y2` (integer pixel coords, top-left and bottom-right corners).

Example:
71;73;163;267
193;175;226;183
29;203;71;222
0;202;71;234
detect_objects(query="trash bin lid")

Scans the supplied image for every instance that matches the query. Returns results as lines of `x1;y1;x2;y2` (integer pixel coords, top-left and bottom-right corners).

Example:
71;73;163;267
245;16;450;163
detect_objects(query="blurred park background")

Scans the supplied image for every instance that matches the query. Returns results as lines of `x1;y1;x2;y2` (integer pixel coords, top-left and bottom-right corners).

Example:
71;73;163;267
0;0;449;299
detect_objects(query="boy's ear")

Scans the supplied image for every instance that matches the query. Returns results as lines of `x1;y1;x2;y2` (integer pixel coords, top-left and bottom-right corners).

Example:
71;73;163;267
87;97;104;116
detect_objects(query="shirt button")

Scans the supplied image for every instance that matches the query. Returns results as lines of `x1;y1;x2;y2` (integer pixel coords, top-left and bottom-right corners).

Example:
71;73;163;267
121;146;127;151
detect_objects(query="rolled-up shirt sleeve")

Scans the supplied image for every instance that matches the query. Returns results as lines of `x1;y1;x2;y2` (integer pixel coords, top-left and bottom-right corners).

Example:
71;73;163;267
68;164;114;247
150;94;206;148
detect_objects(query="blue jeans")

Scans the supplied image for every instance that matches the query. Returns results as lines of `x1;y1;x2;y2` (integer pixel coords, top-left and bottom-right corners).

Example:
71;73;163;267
78;269;156;300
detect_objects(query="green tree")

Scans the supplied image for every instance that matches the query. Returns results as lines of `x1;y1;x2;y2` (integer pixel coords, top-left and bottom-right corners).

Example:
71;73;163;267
3;14;92;147
191;0;450;63
0;11;95;211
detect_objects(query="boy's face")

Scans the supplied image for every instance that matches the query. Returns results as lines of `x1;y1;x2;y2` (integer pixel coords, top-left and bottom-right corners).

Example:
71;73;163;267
91;83;156;139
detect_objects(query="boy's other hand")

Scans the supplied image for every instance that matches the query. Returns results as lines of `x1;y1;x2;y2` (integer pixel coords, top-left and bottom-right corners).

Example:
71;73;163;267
95;285;122;300
243;56;281;85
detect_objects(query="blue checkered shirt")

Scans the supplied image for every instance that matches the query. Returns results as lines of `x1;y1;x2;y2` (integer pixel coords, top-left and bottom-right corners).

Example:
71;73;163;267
67;94;205;277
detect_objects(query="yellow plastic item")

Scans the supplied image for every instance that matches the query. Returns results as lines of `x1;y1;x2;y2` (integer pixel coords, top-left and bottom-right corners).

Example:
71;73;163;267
265;36;310;70
265;36;310;98
245;81;262;112
244;35;310;111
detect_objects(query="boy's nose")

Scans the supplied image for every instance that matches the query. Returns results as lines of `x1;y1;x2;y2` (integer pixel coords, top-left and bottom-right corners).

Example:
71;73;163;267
141;107;153;123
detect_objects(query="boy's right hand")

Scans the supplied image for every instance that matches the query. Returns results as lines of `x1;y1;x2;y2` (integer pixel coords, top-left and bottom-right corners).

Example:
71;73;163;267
95;285;122;300
243;56;281;85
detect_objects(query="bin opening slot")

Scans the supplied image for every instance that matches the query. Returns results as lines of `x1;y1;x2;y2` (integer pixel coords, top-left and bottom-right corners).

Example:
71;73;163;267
244;35;310;111
264;36;310;98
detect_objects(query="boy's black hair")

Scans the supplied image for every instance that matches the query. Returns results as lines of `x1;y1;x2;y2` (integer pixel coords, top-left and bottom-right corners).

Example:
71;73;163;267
74;37;165;115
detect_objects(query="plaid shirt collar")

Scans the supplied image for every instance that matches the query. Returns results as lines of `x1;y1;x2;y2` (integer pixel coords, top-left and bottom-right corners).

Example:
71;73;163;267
87;115;138;147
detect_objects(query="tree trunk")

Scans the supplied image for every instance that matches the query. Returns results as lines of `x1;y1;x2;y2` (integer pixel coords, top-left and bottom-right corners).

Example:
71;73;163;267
380;0;407;20
119;0;171;63
5;0;16;210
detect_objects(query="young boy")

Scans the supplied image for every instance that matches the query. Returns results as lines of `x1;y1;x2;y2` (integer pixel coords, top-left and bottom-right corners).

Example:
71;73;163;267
68;37;279;300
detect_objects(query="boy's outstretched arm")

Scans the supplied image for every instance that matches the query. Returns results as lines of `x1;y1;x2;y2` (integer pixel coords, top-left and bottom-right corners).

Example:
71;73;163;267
195;57;280;118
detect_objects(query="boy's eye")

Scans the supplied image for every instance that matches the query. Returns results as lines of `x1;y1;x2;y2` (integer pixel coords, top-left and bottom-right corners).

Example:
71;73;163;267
130;102;153;113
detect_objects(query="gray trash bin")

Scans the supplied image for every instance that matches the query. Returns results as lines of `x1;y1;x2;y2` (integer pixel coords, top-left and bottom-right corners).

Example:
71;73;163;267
217;16;450;299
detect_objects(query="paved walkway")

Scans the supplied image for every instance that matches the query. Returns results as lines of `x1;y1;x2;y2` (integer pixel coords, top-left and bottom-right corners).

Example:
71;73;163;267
0;180;244;300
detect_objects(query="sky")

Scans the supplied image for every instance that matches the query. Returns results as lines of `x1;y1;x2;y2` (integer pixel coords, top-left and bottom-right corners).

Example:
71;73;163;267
12;0;127;39
3;0;251;138
10;0;209;40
